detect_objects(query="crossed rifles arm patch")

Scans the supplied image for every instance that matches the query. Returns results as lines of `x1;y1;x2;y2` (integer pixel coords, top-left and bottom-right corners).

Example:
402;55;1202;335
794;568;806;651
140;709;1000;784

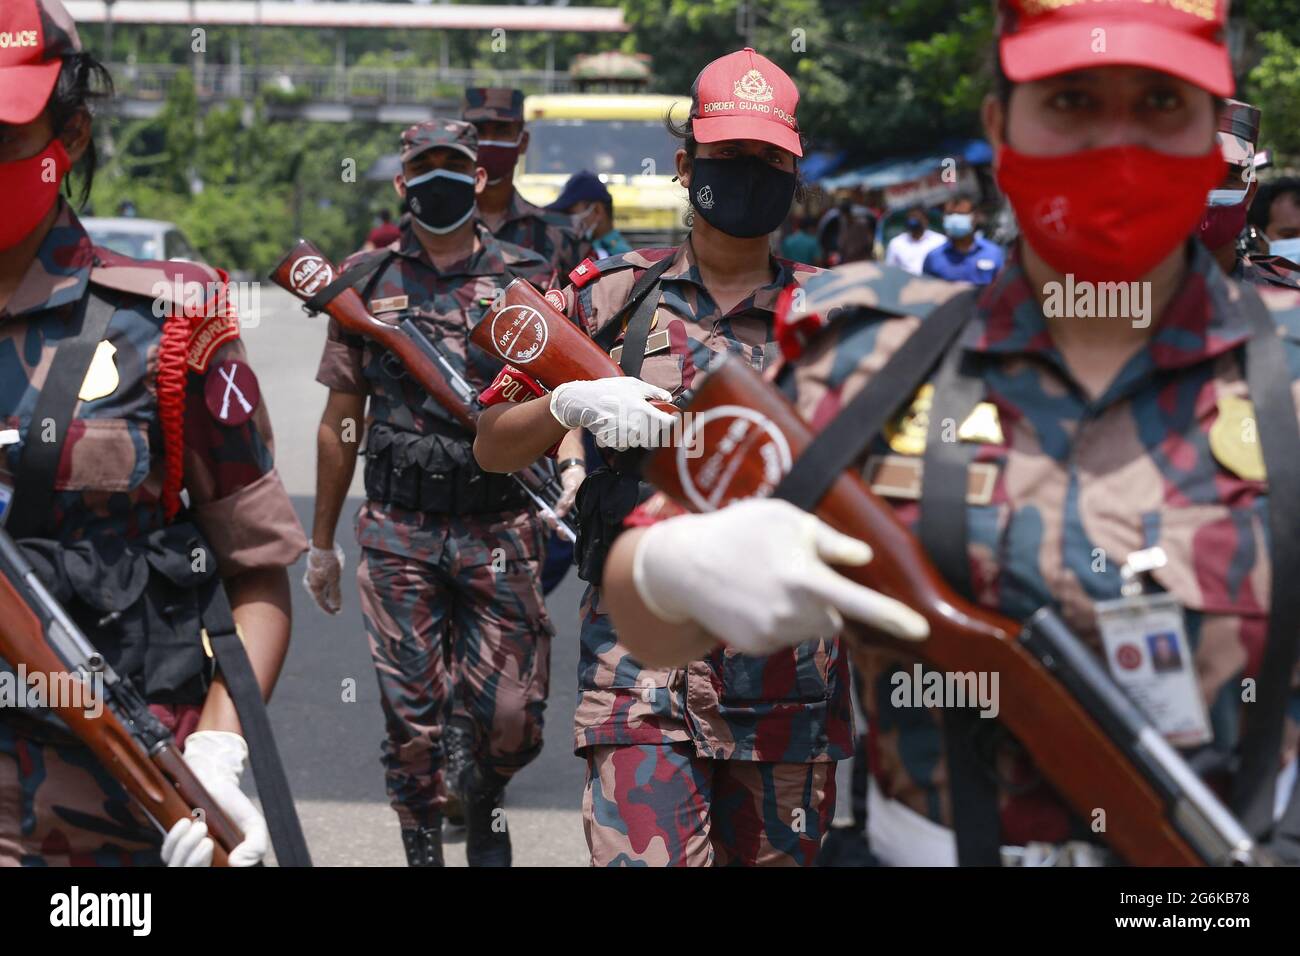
203;359;262;426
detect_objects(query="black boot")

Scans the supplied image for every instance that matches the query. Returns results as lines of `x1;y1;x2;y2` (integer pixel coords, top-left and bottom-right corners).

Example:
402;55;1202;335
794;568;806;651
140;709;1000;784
443;718;476;797
401;824;445;867
462;767;511;867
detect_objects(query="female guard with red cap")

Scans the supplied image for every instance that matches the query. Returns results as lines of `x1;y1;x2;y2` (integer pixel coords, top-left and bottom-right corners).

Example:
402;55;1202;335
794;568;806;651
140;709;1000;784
0;0;307;866
605;0;1300;866
473;48;920;866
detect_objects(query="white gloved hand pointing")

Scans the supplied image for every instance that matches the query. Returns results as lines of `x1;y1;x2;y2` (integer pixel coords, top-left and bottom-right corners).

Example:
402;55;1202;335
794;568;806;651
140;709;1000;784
631;498;930;656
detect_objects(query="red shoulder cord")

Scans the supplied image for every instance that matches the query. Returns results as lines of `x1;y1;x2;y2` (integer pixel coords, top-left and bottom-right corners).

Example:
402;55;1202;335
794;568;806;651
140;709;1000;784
157;308;189;522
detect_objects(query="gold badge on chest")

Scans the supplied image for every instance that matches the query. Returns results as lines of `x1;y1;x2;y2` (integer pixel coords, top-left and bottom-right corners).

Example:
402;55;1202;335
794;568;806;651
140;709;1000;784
78;340;119;402
1209;395;1267;481
885;384;1004;455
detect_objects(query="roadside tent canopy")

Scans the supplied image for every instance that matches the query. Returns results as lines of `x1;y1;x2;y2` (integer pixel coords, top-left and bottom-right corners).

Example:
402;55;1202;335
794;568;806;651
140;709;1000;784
817;139;992;191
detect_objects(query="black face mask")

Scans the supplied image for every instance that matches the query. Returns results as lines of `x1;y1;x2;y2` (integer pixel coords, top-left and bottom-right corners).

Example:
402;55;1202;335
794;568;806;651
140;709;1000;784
688;156;796;239
403;169;477;234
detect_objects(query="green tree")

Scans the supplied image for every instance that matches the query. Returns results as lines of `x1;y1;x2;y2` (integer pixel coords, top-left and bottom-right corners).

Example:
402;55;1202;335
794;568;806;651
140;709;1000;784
1246;31;1300;158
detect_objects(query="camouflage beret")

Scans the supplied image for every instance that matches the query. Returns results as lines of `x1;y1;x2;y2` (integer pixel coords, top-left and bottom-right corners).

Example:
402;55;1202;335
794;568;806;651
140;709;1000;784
462;87;525;124
399;118;478;163
1218;99;1261;168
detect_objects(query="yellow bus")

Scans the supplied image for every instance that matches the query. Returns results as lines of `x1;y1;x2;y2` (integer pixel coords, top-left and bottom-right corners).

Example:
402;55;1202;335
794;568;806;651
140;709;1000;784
518;93;691;248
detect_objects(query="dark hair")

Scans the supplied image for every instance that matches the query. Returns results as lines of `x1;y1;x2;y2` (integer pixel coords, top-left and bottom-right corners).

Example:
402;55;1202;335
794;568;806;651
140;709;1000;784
47;51;114;208
1251;177;1300;231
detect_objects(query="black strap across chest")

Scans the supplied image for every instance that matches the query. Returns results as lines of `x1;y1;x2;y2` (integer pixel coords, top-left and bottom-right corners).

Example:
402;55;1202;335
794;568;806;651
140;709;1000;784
773;288;979;511
303;249;395;314
593;255;676;378
772;280;1300;861
8;290;119;539
1230;286;1300;840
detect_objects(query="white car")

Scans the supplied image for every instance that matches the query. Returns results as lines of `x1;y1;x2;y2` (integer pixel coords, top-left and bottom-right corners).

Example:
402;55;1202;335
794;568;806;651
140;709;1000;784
82;217;203;263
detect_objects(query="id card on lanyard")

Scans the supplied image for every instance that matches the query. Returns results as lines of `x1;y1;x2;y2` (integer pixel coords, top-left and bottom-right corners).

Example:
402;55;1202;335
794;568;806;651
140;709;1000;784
1095;548;1212;748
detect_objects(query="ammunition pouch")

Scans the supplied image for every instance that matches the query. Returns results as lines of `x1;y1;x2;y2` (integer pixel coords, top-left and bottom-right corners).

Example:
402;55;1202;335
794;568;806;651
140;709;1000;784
363;421;527;515
2;520;221;741
573;465;648;587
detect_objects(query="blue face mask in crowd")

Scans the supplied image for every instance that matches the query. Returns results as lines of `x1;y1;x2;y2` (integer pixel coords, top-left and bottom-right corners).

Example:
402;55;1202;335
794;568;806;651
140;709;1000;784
943;213;975;239
906;216;924;231
1269;236;1300;264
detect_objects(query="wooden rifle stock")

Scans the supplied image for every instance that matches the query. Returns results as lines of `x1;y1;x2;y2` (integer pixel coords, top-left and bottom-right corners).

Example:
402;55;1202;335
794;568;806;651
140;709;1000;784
469;277;677;416
459;288;1250;866
0;530;240;866
271;242;578;540
270;239;477;431
649;358;1261;866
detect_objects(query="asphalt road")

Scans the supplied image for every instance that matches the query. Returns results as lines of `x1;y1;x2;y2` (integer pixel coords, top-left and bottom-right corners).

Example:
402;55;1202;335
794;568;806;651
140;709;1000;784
243;285;849;866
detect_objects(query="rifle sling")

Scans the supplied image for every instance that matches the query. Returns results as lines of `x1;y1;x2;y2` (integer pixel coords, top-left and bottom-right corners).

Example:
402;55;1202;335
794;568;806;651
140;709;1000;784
303;249;394;315
8;291;118;539
198;577;313;866
593;254;677;374
918;341;1003;866
1230;286;1300;840
773;289;979;511
773;288;998;864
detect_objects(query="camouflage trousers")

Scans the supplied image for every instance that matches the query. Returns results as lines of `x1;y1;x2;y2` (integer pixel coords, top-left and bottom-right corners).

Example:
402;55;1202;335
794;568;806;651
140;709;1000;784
0;705;198;866
582;743;837;866
357;540;553;830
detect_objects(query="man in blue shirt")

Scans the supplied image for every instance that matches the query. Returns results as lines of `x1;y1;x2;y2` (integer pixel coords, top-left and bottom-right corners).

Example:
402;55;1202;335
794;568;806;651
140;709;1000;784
922;195;1004;285
547;170;632;261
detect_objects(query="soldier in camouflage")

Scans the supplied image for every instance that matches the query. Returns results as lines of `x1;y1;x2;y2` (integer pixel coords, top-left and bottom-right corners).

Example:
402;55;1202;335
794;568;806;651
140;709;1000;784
461;87;588;280
306;119;555;867
1198;99;1300;292
0;0;306;867
604;0;1300;866
475;49;851;866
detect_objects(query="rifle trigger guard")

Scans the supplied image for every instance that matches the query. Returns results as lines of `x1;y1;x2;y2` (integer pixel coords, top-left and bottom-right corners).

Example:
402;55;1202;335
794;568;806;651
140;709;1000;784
380;352;408;381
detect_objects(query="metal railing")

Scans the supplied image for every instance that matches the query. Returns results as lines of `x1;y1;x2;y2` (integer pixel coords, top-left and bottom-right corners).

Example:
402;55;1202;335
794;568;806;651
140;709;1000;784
107;63;575;104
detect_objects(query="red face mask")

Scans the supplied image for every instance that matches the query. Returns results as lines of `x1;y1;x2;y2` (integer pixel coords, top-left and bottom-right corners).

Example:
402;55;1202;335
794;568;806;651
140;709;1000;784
996;144;1225;283
1197;199;1249;252
0;138;71;251
476;137;522;184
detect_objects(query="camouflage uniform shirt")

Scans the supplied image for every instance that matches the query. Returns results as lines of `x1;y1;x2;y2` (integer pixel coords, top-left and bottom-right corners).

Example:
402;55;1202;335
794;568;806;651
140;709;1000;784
315;220;555;559
485;189;587;284
556;240;855;763
0;203;306;696
782;242;1300;841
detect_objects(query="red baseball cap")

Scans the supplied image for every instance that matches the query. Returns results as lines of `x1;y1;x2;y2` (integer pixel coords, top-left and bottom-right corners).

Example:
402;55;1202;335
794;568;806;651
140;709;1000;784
690;47;802;157
0;0;81;125
998;0;1233;98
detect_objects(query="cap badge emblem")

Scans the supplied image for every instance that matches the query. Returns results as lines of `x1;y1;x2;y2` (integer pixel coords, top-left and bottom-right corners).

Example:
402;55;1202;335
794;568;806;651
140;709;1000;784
734;69;774;103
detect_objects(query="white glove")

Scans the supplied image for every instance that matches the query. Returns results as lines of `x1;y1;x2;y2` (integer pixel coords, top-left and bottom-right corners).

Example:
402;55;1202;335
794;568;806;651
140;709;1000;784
631;498;930;656
162;731;269;867
553;461;586;519
549;376;675;450
302;543;344;614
